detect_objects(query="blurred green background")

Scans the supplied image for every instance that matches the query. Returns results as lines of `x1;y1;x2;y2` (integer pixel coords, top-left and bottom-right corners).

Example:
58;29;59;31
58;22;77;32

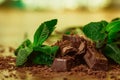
0;0;120;47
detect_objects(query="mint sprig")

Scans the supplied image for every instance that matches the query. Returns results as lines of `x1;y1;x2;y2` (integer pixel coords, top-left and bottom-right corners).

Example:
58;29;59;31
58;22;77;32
15;19;58;66
83;19;120;64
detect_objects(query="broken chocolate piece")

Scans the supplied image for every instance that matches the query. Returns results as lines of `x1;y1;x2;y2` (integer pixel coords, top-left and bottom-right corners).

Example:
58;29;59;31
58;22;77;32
62;34;81;48
55;40;77;57
51;57;74;72
77;41;86;55
61;46;77;56
55;34;89;57
84;46;108;71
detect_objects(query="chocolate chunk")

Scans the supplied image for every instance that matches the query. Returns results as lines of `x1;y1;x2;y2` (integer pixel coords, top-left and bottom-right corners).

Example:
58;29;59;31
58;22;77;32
55;34;88;57
55;40;77;57
84;47;108;71
51;57;74;72
62;34;81;48
77;41;86;55
61;46;77;56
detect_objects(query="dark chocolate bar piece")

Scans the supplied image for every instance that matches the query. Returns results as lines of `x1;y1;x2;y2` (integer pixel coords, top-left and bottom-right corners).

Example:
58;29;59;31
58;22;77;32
51;57;74;72
84;47;108;71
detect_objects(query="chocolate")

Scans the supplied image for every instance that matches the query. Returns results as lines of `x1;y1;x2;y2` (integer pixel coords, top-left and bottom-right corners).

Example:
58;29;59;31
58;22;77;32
84;46;108;71
55;40;77;57
61;46;77;56
77;41;86;55
74;55;85;65
55;35;87;57
51;57;74;72
62;35;81;48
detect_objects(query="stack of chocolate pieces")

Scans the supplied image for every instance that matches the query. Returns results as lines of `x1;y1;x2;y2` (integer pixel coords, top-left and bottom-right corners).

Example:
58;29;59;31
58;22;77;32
51;34;108;72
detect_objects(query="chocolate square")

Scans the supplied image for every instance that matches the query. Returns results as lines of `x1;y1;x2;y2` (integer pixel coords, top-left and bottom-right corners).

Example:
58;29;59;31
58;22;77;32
84;47;108;71
51;58;73;72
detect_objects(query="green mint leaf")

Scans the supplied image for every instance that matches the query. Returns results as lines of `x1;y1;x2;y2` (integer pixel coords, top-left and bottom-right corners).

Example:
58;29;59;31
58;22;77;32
83;21;108;41
33;19;57;46
103;43;120;64
107;31;118;43
31;52;53;66
33;45;58;55
33;45;51;55
50;46;59;55
83;21;108;48
16;47;33;66
32;45;59;65
106;20;120;32
14;39;32;56
106;20;120;43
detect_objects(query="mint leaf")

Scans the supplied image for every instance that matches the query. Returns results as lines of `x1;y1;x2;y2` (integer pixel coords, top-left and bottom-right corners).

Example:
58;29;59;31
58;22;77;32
108;31;120;43
32;45;58;65
32;47;58;66
16;47;33;66
106;20;120;43
103;43;120;64
33;45;58;55
50;46;59;55
15;39;32;56
31;52;53;66
15;39;33;66
83;21;108;41
106;20;120;32
33;19;57;46
83;21;108;48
